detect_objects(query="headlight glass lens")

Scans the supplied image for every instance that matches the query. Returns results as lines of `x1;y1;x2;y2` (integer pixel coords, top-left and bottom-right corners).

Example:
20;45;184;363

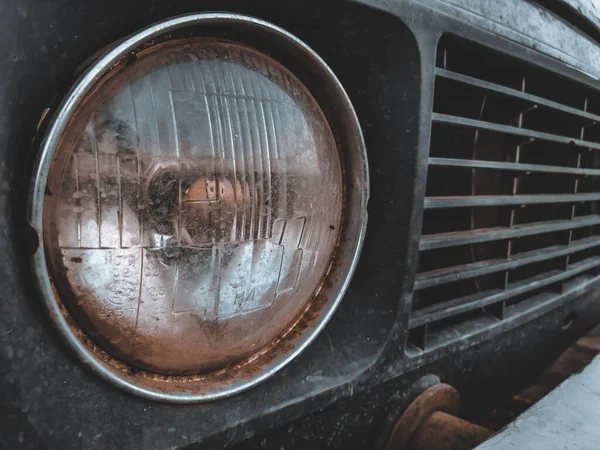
45;39;343;374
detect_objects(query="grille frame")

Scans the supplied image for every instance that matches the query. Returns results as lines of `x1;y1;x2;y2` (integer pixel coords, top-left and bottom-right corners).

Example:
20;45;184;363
406;31;600;357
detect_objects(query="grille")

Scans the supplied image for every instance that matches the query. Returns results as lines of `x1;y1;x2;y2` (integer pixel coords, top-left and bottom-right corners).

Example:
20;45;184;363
409;35;600;351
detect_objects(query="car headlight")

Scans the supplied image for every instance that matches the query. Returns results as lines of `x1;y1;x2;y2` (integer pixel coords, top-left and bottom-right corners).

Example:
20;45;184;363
29;13;368;402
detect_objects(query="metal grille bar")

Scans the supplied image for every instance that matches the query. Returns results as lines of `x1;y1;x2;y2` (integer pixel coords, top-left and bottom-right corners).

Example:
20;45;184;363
436;68;600;123
425;193;600;209
420;216;600;250
428;157;600;177
410;257;600;329
432;113;600;151
411;34;600;352
415;236;600;290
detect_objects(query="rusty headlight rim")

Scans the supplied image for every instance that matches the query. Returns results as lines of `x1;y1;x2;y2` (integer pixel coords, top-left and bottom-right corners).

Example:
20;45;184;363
28;12;369;403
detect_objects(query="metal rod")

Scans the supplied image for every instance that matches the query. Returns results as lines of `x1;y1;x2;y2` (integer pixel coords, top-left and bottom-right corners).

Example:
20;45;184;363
408;411;493;450
420;215;600;250
415;236;600;290
424;192;600;209
428;157;600;177
433;113;600;151
435;68;600;124
410;256;600;328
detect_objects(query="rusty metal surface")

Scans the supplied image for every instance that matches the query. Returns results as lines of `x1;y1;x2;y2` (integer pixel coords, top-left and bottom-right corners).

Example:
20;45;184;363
410;411;493;450
386;383;461;450
387;383;493;450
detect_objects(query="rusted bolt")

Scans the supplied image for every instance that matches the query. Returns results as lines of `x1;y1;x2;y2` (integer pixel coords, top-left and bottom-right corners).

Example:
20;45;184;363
409;411;493;450
387;383;493;450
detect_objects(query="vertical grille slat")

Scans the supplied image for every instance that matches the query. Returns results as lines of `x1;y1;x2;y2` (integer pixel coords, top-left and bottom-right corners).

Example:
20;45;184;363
411;35;600;352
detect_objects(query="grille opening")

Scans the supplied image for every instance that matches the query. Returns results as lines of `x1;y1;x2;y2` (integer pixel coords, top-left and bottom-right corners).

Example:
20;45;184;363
517;173;576;195
580;149;599;170
435;38;524;90
408;310;499;352
511;231;570;254
506;256;564;284
434;76;596;140
425;166;513;197
431;124;520;160
512;204;572;225
575;176;597;194
521;107;588;140
586;124;600;142
575;202;598;220
567;247;597;265
429;122;479;159
414;272;505;311
421;206;511;235
419;239;509;274
526;75;589;113
435;34;594;111
421;209;470;235
434;77;528;126
427;309;497;334
425;166;474;196
421;203;586;236
518;141;579;167
572;225;597;241
412;34;600;353
505;284;560;308
430;122;592;165
407;326;427;351
590;97;600;116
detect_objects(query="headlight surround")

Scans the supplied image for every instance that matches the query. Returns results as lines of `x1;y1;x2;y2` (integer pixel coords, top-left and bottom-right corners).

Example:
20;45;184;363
29;13;368;403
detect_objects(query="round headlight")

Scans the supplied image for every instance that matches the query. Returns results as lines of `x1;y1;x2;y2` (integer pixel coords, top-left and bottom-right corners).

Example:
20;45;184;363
29;13;368;402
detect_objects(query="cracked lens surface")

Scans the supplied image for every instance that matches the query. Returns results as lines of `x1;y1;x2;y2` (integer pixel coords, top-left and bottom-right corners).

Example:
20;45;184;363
44;39;343;375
